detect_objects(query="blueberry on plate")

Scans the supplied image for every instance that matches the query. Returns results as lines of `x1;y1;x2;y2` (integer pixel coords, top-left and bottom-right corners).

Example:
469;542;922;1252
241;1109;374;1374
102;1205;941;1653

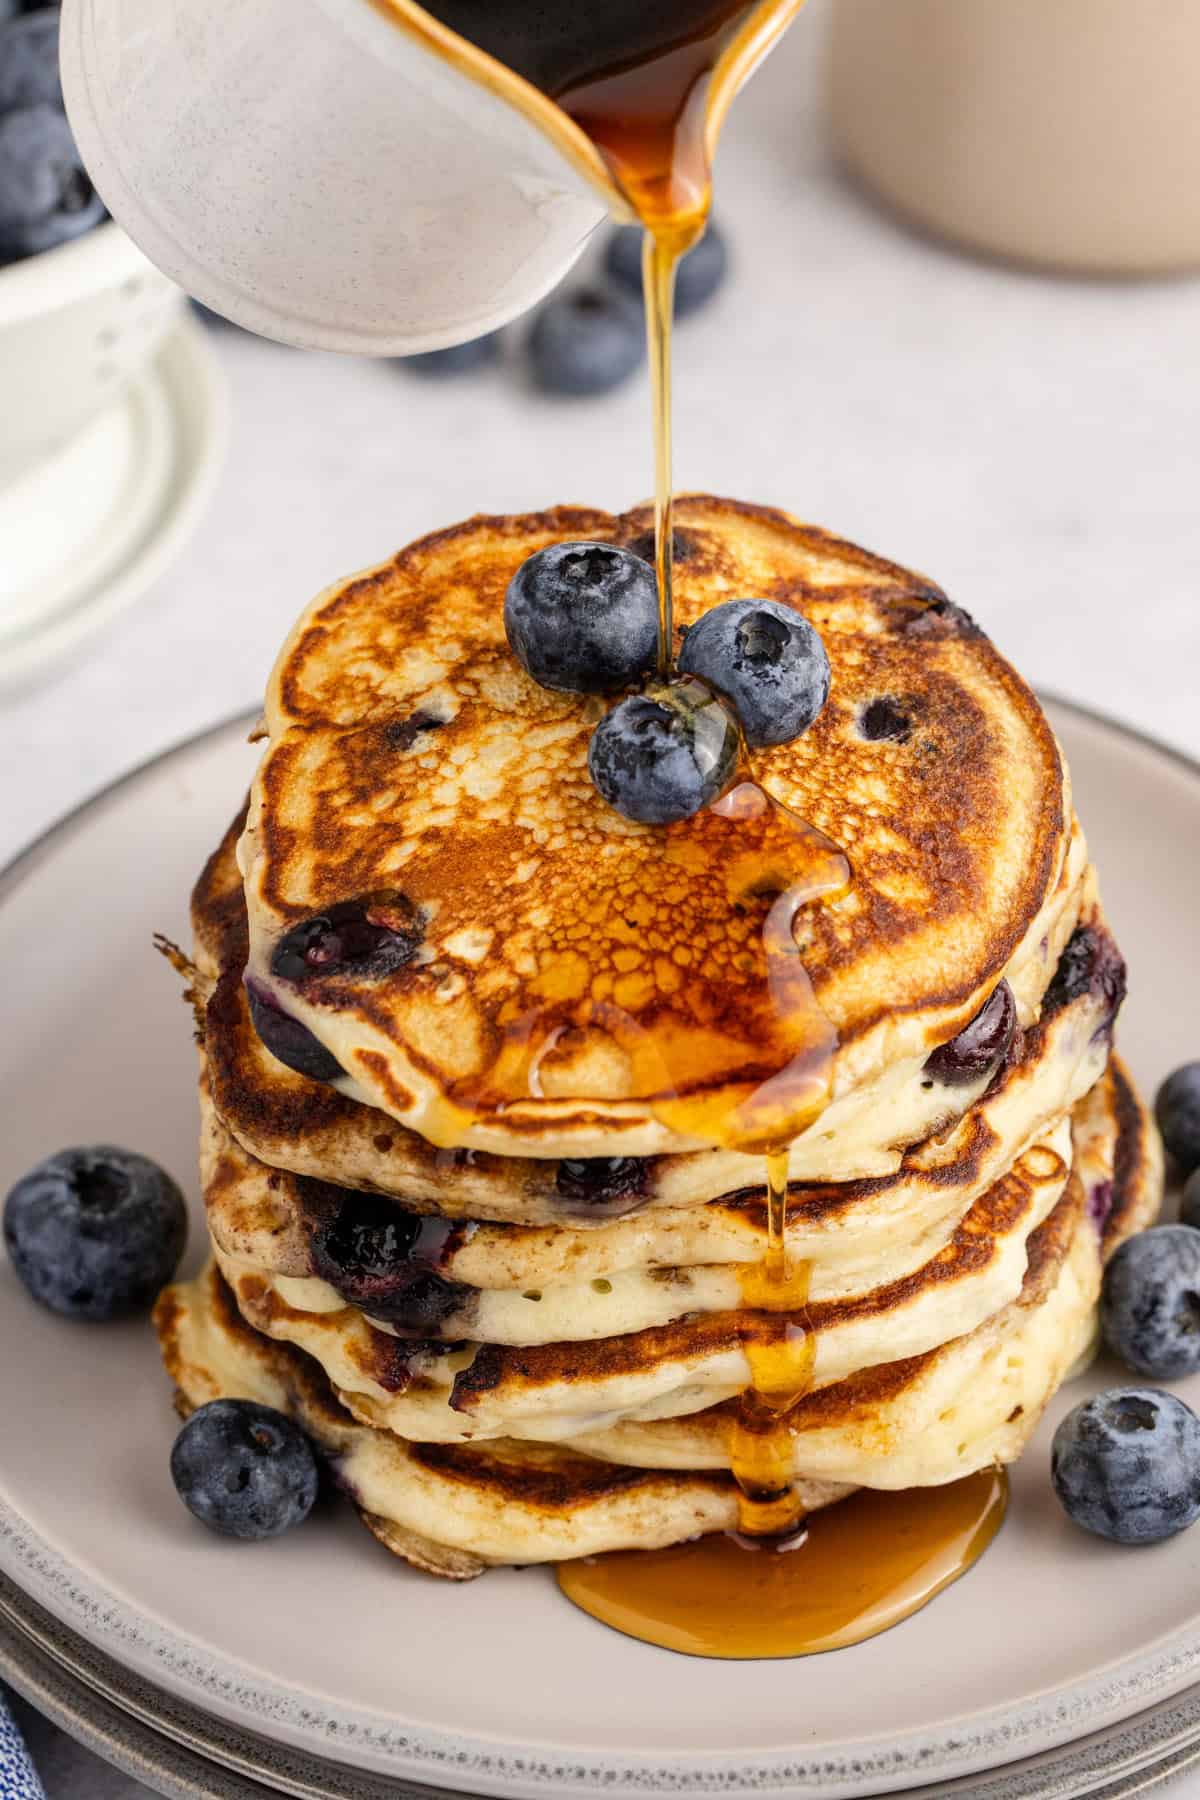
677;598;830;749
3;1146;187;1320
401;331;502;376
0;10;63;114
1101;1225;1200;1379
606;218;729;318
1180;1167;1200;1233
505;540;658;694
528;286;644;396
588;676;739;825
924;981;1017;1086
0;105;105;262
170;1400;319;1540
1156;1062;1200;1173
1051;1386;1200;1545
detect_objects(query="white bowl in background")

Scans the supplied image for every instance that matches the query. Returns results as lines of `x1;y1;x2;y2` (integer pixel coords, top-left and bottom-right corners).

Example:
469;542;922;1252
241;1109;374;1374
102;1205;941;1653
0;218;183;487
0;309;228;695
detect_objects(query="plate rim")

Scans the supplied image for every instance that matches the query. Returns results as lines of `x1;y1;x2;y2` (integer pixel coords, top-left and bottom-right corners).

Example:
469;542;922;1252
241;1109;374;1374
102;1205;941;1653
2;698;1199;1798
4;1564;1200;1800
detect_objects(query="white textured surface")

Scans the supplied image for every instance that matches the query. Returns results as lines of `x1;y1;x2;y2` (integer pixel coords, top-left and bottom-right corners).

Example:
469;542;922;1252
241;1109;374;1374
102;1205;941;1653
3;4;1200;1794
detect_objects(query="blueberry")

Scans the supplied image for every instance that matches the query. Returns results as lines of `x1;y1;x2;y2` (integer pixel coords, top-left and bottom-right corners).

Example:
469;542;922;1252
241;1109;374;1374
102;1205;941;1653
588;676;739;825
401;331;501;376
554;1156;650;1219
1051;1387;1200;1545
1156;1063;1200;1174
0;106;105;262
504;540;658;694
0;11;62;113
170;1400;318;1540
528;286;643;396
271;892;422;986
1101;1226;1200;1378
677;599;830;750
307;1186;467;1336
606;219;729;318
3;1146;186;1321
1043;924;1127;1024
924;981;1017;1086
858;697;911;742
1181;1168;1200;1233
245;980;343;1083
383;709;444;751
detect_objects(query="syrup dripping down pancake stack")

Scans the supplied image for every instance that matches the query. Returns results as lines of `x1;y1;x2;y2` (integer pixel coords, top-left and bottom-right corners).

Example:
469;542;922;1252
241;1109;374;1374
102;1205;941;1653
156;495;1161;1584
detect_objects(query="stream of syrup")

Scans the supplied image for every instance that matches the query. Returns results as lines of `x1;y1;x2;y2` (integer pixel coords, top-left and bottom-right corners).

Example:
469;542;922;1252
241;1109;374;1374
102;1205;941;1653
553;8;753;664
376;0;1006;1655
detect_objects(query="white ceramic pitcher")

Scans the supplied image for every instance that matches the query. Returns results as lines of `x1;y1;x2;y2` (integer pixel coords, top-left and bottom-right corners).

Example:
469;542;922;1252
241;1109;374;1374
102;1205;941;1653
60;0;797;355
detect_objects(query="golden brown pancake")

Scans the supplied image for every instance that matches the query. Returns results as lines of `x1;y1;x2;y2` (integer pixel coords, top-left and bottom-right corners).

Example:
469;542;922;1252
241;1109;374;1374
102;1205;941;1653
202;1050;1143;1448
153;1058;1160;1573
199;907;1120;1294
193;808;1102;1222
236;497;1077;1157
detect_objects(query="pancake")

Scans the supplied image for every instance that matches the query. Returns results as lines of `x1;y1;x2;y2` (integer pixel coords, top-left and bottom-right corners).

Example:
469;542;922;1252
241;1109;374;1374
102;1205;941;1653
212;1120;1069;1438
569;1057;1163;1484
153;1059;1160;1572
200;907;1121;1304
235;496;1080;1158
156;1262;853;1575
194;807;1103;1222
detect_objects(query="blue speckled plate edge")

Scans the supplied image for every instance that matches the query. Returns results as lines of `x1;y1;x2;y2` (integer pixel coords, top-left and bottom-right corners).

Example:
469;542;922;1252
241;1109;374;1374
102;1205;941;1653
1;702;1200;1799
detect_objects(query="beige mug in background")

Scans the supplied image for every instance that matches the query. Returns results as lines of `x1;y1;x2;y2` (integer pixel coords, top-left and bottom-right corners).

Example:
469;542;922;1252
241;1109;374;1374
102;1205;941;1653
829;0;1200;275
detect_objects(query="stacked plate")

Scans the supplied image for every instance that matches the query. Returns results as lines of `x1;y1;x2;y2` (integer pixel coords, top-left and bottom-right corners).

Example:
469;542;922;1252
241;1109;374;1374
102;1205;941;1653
1;704;1200;1800
0;224;226;694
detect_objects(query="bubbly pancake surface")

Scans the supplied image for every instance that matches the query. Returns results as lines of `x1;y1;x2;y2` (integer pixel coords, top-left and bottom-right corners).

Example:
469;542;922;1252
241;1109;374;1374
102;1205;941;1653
238;497;1070;1155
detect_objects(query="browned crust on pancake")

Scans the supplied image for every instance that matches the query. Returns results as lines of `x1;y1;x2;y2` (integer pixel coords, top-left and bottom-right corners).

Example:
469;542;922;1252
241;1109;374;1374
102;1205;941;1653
275;506;615;725
155;1260;356;1441
245;497;1066;1127
158;1267;733;1509
191;802;250;969
446;1143;1063;1410
710;1174;1088;1435
195;810;1112;1222
408;1439;729;1505
358;1512;487;1579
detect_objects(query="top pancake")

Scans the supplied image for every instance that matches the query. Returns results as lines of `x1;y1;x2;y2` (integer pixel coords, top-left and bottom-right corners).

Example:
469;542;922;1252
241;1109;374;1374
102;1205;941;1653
238;496;1069;1158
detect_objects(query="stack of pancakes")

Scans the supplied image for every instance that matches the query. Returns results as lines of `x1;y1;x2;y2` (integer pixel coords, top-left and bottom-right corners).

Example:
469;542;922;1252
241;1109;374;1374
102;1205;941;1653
156;497;1161;1577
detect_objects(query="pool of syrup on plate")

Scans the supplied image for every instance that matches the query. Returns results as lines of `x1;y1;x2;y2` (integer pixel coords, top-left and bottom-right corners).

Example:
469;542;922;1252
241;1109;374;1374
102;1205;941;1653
372;0;1008;1656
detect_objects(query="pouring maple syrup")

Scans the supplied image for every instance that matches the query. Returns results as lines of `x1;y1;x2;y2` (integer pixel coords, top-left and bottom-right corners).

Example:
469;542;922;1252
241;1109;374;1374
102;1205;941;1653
404;0;805;665
370;0;1008;1656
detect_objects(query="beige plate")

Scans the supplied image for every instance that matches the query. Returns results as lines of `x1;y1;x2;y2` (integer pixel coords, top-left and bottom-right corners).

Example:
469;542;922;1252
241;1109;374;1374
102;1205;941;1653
4;1566;1200;1800
0;702;1198;1800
